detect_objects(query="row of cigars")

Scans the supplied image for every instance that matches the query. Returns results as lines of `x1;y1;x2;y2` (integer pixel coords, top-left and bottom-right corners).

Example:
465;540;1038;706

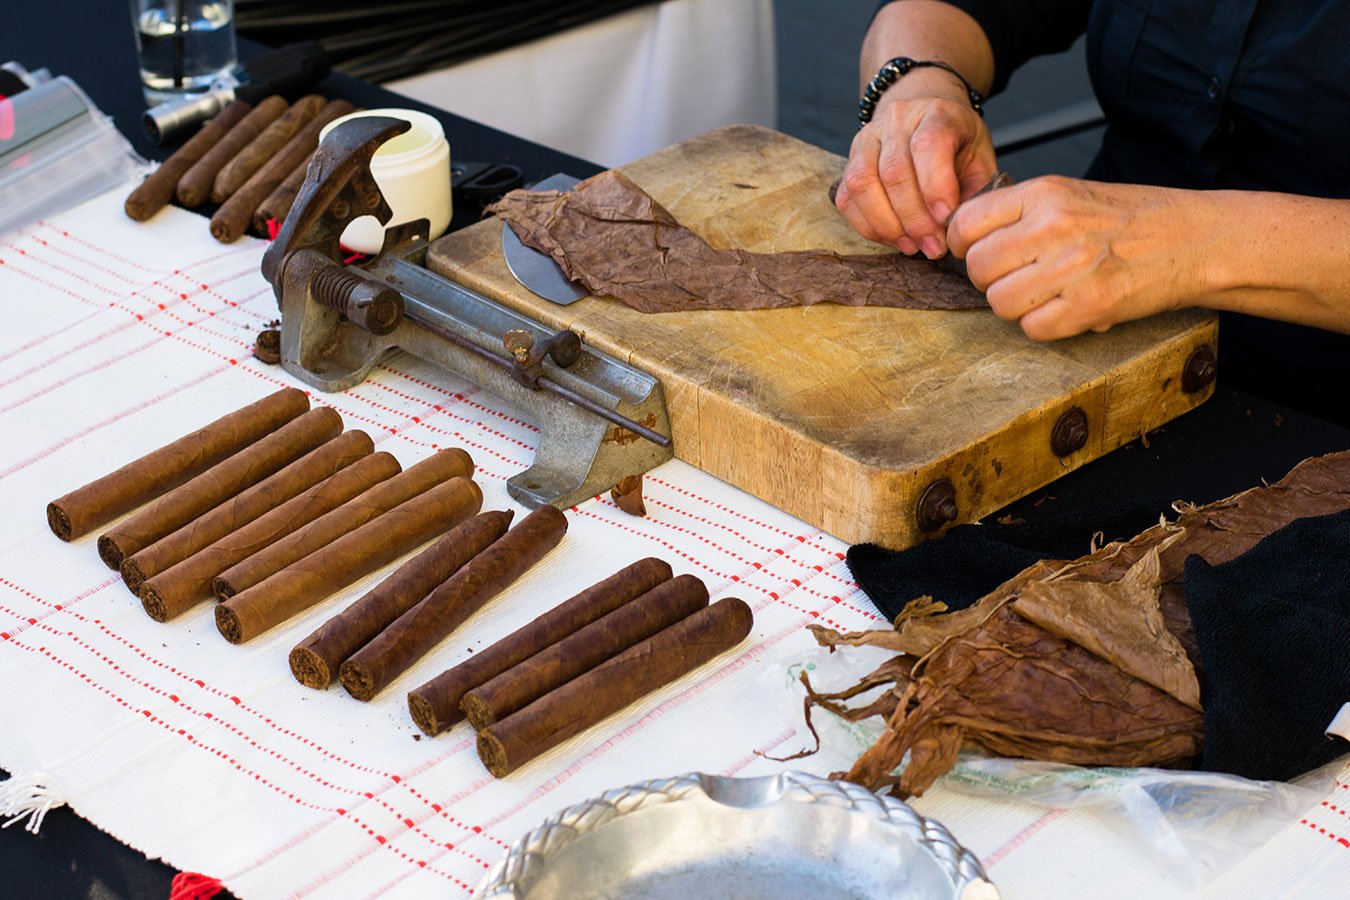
125;95;352;242
46;388;751;776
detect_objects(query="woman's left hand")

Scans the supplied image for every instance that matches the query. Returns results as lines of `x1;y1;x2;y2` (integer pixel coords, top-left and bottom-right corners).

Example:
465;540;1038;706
947;176;1209;340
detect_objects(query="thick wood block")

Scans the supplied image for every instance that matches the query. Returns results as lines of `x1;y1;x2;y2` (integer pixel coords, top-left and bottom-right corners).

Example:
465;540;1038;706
428;125;1215;548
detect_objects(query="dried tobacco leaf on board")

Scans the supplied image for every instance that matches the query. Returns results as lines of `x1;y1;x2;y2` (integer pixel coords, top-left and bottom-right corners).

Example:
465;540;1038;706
809;450;1350;797
489;170;987;313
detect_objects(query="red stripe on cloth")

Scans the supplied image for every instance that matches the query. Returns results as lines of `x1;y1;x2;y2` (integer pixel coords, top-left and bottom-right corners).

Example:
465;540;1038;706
982;808;1069;868
1299;818;1350;849
0;581;504;867
0;307;103;364
0;335;165;417
1;629;473;887
0;364;230;481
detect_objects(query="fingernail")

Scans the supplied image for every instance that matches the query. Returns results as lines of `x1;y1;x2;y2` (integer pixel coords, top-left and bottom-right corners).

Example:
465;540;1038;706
931;201;953;224
897;236;920;255
920;236;945;259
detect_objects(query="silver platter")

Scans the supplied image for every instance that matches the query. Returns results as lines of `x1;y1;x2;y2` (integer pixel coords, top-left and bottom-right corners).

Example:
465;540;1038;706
473;771;999;899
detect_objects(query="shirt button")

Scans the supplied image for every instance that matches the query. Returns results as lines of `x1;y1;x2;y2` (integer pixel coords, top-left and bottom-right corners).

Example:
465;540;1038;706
1207;76;1222;99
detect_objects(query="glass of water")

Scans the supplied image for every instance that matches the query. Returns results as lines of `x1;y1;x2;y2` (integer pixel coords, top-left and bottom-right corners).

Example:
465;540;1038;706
130;0;238;105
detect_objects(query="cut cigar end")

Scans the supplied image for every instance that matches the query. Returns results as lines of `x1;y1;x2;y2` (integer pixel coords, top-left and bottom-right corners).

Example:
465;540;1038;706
215;604;244;644
289;646;332;690
97;535;126;570
476;730;510;778
140;585;170;622
337;661;378;702
459;693;497;731
407;692;444;737
46;503;73;541
212;576;237;600
120;558;147;595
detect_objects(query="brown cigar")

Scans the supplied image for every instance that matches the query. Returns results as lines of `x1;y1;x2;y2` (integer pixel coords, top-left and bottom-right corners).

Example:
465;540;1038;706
120;429;373;594
251;155;310;236
47;387;309;543
290;510;515;689
477;598;753;777
140;452;401;622
460;574;708;731
215;476;483;643
213;448;473;599
340;505;568;702
97;406;342;571
211;94;325;203
125;100;254;221
210;99;356;243
406;557;673;736
175;96;287;207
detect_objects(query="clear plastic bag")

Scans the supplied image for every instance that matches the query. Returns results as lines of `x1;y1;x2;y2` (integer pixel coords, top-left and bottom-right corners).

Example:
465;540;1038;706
768;647;1342;888
0;75;147;238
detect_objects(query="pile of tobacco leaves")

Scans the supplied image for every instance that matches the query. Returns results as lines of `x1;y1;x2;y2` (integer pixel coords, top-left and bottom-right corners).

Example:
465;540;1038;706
802;451;1350;796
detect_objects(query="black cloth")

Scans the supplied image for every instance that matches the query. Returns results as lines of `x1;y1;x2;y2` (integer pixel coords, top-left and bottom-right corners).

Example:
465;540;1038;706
1185;510;1350;781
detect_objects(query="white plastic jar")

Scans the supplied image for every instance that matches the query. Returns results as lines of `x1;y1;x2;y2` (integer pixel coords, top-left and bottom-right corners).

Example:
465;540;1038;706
319;107;452;254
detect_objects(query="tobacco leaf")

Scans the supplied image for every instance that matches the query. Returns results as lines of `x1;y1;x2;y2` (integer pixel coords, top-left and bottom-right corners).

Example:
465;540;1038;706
814;450;1350;797
490;170;987;313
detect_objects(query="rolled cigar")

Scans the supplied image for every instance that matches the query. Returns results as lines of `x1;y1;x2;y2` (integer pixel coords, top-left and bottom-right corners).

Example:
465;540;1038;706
210;99;356;243
97;406;342;571
290;510;515;689
47;387;309;543
175;96;287;207
124;100;254;221
460;574;708;731
406;557;672;735
215;476;483;643
120;429;373;594
340;505;569;702
477;598;754;777
213;448;473;599
251;155;310;236
140;452;401;622
211;94;325;203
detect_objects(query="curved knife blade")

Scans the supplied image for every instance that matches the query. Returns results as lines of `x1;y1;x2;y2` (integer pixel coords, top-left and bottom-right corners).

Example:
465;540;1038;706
501;173;589;305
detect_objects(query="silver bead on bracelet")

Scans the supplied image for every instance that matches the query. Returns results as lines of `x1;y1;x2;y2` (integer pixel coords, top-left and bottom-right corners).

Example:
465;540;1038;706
858;57;985;127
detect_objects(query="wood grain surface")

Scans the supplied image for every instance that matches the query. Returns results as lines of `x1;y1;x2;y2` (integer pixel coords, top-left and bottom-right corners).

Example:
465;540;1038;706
427;125;1216;548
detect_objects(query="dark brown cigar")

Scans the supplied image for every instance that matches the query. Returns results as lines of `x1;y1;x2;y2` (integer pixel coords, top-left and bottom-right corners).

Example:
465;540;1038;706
406;557;673;736
120;430;373;594
210;99;356;243
47;387;309;543
175;96;287;207
211;94;325;203
124;100;254;221
96;406;342;570
251;155;310;236
213;448;473;599
215;476;483;643
140;452;401;622
340;505;568;702
477;598;753;777
460;574;708;731
289;510;515;689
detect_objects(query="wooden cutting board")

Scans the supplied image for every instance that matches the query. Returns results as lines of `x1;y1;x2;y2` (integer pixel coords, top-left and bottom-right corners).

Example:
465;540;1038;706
427;124;1216;548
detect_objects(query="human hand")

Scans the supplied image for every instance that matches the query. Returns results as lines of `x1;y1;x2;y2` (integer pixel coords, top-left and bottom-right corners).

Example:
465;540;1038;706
835;89;997;259
948;176;1205;340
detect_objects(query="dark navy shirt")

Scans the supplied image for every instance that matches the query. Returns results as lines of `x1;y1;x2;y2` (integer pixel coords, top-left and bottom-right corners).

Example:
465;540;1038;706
872;1;1350;421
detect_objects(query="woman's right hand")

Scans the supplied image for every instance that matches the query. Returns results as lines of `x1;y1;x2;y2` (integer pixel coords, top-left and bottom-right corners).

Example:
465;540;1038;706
834;88;998;260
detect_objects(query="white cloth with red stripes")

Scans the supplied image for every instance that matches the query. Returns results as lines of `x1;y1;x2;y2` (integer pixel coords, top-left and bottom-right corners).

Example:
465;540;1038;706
0;186;1347;899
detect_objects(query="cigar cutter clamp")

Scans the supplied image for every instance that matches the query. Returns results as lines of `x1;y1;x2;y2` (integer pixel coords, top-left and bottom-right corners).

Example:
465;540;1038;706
261;116;673;511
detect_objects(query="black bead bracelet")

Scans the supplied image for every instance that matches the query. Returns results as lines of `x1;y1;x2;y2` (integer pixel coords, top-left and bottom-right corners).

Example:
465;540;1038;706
858;57;986;127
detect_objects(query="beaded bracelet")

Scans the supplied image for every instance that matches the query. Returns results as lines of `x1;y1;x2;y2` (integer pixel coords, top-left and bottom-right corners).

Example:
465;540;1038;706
858;57;986;128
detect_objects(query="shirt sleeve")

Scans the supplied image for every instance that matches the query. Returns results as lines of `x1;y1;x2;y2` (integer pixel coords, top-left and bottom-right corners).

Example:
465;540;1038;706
871;0;1092;96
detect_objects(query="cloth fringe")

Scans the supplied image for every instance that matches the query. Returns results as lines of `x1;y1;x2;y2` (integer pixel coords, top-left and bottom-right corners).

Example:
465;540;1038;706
169;872;223;900
0;772;65;834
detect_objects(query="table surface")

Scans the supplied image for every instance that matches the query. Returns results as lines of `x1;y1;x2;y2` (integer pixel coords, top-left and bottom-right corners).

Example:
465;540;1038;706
4;4;1348;899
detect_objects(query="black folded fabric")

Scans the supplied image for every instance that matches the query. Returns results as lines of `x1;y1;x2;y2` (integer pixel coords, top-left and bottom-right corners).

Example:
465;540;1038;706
1184;509;1350;782
846;499;1171;620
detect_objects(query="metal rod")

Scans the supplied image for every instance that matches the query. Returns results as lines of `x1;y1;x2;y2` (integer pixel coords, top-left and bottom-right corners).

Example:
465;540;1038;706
405;309;672;449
